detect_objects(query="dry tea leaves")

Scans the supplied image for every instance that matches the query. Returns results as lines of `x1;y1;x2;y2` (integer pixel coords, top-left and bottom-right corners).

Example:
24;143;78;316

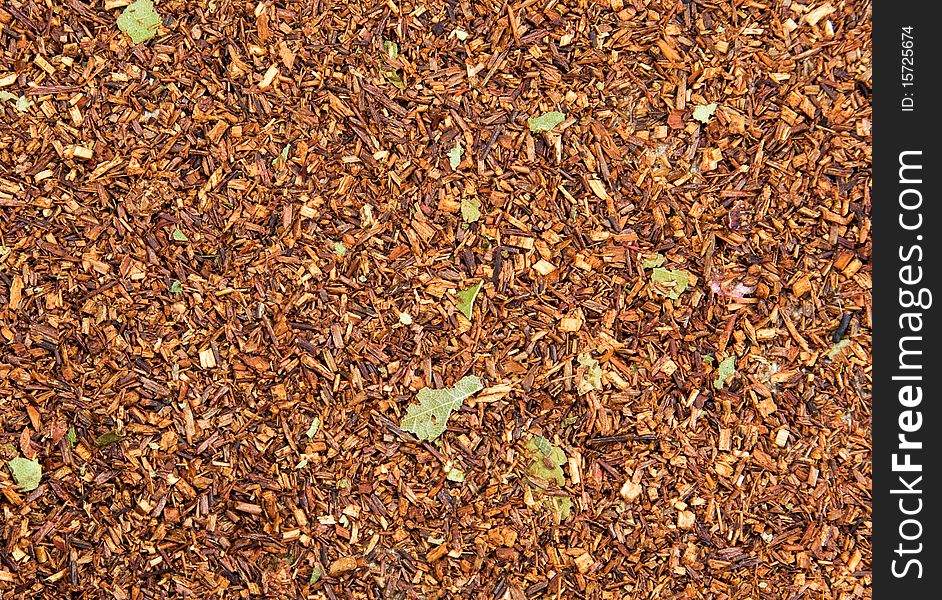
7;456;41;492
116;0;161;44
400;375;483;441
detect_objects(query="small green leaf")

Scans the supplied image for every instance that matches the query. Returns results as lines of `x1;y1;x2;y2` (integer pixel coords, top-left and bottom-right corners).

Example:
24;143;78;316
95;430;124;447
455;280;483;319
576;353;603;395
14;96;33;112
337;478;348;489
309;566;322;584
67;427;77;448
826;339;852;360
273;144;291;167
305;417;321;439
446;467;465;482
398;312;413;325
548;495;572;519
448;140;463;169
528;111;566;133
650;267;688;299
400;375;483;441
524;436;567;487
169;280;183;294
0;91;17;103
460;196;481;223
117;0;161;45
523;436;572;519
713;356;737;389
692;103;718;124
332;241;347;256
641;253;665;269
381;68;405;89
383;40;399;59
7;457;42;491
171;228;188;242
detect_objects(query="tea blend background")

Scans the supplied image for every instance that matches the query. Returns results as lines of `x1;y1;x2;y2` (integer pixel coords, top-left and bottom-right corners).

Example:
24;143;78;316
0;0;871;598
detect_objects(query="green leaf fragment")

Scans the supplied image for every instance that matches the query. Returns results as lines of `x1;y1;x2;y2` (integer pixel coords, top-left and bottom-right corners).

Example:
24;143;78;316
460;196;481;223
713;356;737;389
381;68;405;89
67;427;77;448
117;0;161;45
692;103;718;124
400;375;483;441
641;253;665;269
524;436;572;519
576;353;603;395
309;566;322;584
548;495;572;519
448;140;463;169
398;312;413;325
95;430;123;447
0;91;16;103
305;417;321;439
169;280;183;294
455;280;483;319
332;241;347;256
446;467;465;482
273;144;290;167
171;228;188;242
7;457;42;492
528;111;566;133
826;339;852;360
650;267;688;299
15;96;33;112
524;436;567;487
383;40;399;59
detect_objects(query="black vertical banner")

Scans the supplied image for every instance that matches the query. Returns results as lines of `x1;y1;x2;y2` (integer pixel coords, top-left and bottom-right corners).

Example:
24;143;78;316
873;2;939;596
